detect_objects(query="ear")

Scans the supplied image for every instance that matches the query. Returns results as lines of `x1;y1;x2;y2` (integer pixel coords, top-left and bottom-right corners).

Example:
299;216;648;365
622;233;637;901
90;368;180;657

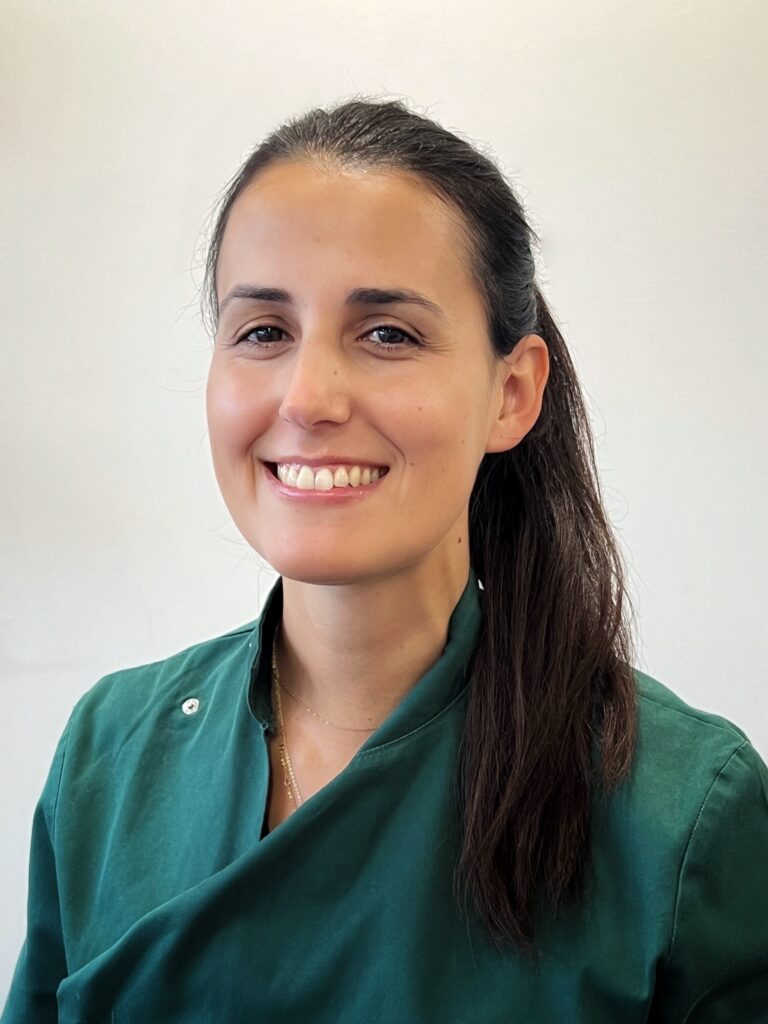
485;334;550;454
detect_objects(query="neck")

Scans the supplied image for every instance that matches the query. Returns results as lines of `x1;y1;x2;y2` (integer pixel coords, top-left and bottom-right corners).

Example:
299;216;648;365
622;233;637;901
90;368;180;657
274;556;471;735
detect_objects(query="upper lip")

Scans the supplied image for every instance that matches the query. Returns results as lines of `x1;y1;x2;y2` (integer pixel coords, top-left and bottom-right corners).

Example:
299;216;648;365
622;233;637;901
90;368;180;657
265;455;388;468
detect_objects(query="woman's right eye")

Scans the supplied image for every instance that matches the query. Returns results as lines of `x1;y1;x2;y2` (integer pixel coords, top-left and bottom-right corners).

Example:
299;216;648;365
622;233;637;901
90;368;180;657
234;325;286;346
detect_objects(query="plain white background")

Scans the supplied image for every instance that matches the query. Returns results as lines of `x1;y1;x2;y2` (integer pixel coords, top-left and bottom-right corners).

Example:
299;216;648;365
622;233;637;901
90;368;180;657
1;0;766;1000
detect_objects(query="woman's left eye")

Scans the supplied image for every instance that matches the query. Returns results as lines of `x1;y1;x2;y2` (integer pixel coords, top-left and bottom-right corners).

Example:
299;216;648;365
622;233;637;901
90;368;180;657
233;324;421;350
365;325;421;349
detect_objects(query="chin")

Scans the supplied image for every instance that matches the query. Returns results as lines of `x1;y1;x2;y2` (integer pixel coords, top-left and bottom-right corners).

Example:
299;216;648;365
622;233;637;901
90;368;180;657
263;546;424;589
255;549;377;587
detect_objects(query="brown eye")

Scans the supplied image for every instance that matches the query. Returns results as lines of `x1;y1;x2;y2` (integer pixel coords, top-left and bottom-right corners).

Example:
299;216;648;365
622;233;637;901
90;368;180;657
234;325;287;346
365;325;421;350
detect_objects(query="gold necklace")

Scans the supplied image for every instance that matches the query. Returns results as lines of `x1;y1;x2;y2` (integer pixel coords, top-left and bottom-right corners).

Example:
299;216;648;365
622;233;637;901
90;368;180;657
271;626;379;733
270;625;384;810
272;663;304;807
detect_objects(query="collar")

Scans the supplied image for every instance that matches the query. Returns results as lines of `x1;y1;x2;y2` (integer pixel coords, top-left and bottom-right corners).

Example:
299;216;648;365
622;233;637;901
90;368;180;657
244;568;484;751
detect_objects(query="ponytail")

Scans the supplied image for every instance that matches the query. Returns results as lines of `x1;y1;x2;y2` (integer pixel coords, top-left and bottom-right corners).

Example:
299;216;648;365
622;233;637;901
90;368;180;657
457;286;638;951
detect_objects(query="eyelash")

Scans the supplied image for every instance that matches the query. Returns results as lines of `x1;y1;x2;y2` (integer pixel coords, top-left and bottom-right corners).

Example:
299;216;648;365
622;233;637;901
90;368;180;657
233;323;422;352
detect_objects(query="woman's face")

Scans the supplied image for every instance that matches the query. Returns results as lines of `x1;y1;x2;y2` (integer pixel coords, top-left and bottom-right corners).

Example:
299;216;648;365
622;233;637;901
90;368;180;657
206;160;520;586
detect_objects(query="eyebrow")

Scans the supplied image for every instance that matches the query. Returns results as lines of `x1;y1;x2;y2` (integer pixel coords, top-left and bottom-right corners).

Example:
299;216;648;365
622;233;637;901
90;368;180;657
218;284;445;320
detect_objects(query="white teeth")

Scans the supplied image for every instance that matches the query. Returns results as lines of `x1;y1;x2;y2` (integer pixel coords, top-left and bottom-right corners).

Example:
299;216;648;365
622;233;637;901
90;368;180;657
274;462;386;491
295;465;315;490
310;468;334;491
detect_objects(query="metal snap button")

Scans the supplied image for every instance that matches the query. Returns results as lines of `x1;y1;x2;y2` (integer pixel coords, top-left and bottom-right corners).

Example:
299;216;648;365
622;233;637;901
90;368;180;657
181;697;200;715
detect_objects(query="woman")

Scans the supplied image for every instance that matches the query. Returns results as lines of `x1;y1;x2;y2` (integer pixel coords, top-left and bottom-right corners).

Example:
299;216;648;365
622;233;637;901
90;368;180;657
4;98;767;1022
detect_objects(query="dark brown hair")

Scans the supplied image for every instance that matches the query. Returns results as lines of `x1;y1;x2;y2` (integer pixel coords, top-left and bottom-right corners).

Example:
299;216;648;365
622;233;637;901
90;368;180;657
199;96;638;952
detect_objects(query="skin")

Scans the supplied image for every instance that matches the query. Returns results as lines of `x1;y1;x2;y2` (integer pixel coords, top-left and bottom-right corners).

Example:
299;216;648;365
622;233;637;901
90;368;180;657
206;160;549;829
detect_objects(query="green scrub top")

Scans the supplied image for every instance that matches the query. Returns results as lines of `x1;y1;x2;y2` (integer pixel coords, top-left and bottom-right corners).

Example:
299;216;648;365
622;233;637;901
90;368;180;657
3;568;768;1023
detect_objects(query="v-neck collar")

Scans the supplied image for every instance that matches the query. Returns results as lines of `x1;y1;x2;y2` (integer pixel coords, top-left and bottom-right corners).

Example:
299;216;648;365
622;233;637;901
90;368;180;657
244;568;484;751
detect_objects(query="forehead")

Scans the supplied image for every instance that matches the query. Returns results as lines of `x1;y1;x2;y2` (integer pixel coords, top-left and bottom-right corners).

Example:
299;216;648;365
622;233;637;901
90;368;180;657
215;161;477;311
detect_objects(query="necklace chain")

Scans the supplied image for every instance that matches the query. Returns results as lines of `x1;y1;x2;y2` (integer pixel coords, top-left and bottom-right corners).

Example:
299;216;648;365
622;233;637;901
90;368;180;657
271;626;379;732
270;624;381;811
272;669;304;807
278;676;378;733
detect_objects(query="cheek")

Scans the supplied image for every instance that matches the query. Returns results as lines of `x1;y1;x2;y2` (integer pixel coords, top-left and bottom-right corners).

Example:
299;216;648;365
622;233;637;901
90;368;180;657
404;390;477;475
206;363;270;456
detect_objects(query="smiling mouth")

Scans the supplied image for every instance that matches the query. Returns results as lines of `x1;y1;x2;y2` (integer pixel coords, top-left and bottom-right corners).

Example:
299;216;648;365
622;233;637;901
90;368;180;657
265;461;388;490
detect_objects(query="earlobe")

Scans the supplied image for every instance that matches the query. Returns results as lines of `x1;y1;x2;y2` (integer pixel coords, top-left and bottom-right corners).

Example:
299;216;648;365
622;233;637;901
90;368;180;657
485;334;550;455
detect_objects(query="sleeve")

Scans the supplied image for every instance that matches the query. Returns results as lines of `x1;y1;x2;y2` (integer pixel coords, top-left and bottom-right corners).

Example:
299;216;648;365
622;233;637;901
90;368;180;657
1;717;73;1023
652;738;768;1022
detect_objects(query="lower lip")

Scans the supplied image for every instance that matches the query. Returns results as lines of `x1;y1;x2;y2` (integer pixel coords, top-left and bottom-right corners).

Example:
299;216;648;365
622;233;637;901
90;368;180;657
261;462;389;504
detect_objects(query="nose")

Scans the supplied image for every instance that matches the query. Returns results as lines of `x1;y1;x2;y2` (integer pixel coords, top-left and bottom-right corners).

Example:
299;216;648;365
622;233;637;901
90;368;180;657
277;333;352;430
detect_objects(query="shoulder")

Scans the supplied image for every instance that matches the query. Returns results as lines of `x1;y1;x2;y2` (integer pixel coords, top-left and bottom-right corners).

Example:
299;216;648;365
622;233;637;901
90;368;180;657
634;667;750;747
602;667;765;848
630;673;768;1012
589;670;767;952
631;667;761;793
64;619;258;753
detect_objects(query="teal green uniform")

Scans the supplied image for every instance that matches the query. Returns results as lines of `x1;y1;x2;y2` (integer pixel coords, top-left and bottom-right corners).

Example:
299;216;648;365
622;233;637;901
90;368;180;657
3;568;768;1022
